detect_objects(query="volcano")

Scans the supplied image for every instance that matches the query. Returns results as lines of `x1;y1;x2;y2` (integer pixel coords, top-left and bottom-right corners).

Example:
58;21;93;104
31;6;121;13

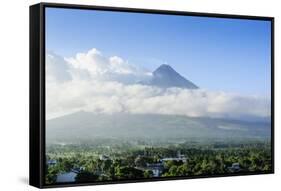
143;64;198;89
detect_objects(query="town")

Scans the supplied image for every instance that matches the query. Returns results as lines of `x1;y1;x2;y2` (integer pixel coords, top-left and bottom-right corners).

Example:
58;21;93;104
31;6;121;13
45;140;271;184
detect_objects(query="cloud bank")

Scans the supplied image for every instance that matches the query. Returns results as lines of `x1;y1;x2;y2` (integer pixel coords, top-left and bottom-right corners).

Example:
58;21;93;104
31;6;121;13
46;48;271;120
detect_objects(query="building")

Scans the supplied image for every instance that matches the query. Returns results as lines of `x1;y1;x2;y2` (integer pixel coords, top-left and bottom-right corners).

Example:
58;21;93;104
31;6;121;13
228;163;241;172
71;167;85;173
160;157;187;163
56;171;77;183
56;167;84;183
146;163;165;177
160;151;187;163
99;154;111;161
47;159;57;166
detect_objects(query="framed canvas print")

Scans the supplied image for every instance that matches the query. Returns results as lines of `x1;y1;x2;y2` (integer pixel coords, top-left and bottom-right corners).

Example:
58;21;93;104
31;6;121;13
30;2;274;188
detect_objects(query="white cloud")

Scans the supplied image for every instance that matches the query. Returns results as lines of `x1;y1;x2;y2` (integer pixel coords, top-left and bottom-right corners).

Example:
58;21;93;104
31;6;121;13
46;49;271;120
46;51;71;83
65;48;151;84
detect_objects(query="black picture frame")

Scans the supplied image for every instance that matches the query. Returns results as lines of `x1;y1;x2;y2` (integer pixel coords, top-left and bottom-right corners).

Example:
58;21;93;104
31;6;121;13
30;2;275;189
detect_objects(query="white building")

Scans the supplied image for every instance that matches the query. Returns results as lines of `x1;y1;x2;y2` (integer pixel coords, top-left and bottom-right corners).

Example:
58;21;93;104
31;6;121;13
160;151;187;163
56;172;77;183
146;163;164;177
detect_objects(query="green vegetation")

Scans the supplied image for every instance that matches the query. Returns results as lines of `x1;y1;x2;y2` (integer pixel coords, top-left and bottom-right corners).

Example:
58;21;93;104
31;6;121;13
45;139;272;184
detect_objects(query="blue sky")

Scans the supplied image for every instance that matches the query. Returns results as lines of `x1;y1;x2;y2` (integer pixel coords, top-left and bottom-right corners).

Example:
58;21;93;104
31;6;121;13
46;7;271;96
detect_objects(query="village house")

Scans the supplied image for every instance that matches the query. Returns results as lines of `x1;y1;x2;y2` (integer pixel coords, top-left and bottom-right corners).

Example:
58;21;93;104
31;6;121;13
228;163;241;172
146;163;165;177
47;159;57;166
56;167;84;183
99;154;111;161
160;151;187;163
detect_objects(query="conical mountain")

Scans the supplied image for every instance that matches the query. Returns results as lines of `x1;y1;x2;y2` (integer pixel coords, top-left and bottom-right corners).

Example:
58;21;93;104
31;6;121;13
146;64;198;89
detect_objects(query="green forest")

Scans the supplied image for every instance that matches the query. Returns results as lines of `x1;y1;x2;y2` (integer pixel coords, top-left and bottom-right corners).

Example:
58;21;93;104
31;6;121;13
45;139;272;184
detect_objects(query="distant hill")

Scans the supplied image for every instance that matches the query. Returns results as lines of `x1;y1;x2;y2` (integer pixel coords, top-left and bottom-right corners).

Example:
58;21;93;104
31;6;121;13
141;64;198;89
46;111;270;144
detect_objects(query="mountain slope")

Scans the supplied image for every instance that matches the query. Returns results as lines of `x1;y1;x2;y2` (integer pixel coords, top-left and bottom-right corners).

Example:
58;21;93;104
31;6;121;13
46;112;270;144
